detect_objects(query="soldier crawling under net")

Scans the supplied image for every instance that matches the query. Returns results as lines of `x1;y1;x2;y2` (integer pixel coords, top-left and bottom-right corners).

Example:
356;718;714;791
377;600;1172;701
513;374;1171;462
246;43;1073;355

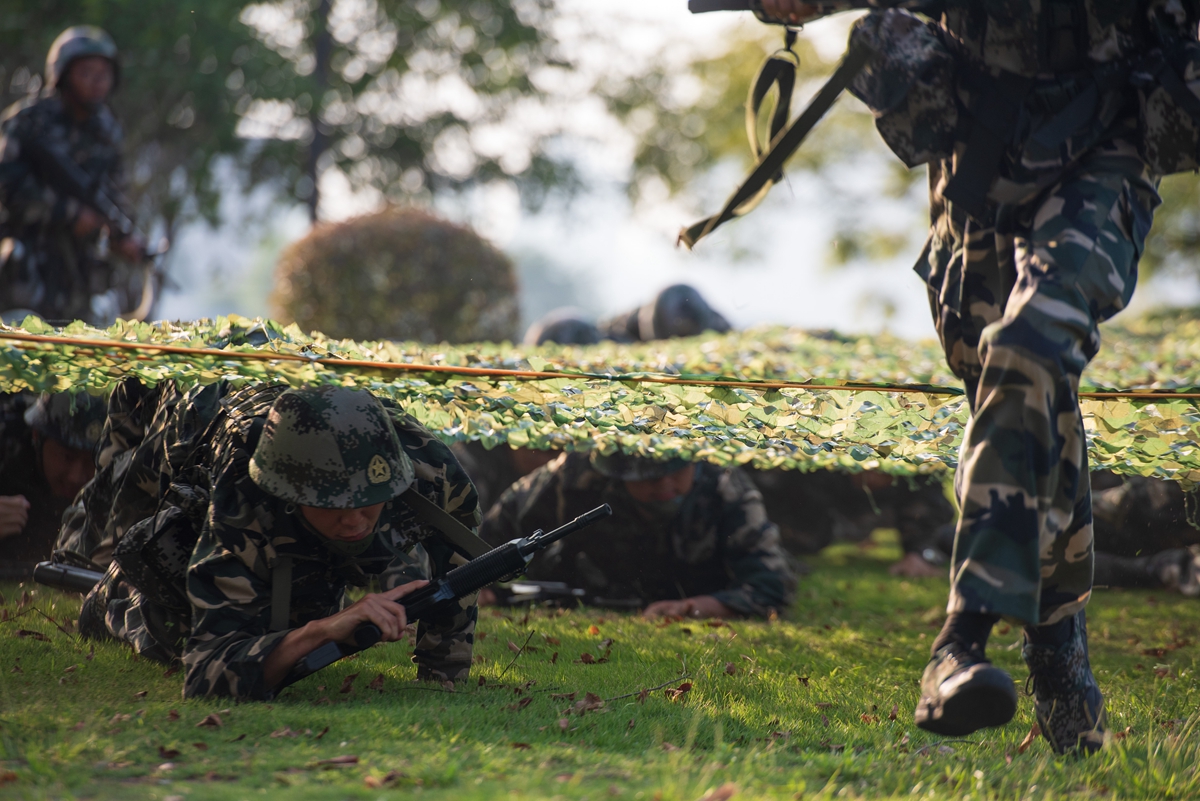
478;450;797;619
74;382;481;700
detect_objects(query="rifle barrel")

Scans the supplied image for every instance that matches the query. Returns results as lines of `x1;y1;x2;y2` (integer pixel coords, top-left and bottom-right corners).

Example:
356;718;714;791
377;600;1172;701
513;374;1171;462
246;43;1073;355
689;0;755;11
525;503;612;551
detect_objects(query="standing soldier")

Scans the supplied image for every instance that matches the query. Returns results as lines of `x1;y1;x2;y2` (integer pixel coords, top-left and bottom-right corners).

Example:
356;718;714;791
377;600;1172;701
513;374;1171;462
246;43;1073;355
0;26;145;325
752;0;1198;753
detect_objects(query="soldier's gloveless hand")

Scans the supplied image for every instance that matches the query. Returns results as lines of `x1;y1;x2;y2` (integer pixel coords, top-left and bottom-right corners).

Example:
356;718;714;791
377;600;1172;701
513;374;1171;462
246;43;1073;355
115;234;146;263
320;580;429;644
643;595;736;620
72;206;105;238
0;495;30;538
759;0;822;24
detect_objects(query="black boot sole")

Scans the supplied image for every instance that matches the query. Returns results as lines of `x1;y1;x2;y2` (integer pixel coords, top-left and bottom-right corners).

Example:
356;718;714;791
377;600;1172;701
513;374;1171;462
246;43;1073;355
914;665;1018;737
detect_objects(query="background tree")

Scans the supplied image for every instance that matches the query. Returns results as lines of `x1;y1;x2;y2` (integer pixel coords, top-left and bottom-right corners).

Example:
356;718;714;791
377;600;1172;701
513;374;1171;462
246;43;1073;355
271;206;520;342
0;0;577;239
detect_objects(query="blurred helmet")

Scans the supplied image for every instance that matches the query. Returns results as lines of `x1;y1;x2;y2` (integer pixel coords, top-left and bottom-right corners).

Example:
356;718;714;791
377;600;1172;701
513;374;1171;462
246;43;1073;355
589;451;690;482
523;307;603;346
24;392;107;451
45;26;119;90
249;386;414;509
638;284;732;340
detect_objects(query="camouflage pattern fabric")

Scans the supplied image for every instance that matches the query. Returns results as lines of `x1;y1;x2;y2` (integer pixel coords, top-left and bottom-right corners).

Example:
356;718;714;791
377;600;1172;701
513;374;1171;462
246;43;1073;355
1091;470;1200;559
0;393;69;578
23;391;107;451
183;385;480;699
0;94;131;323
480;453;796;617
748;468;954;557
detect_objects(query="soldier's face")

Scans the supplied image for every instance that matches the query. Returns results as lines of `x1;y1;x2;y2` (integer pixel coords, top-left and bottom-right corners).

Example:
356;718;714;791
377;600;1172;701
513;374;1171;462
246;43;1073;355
39;437;96;499
299;502;386;542
63;56;114;109
623;465;696;504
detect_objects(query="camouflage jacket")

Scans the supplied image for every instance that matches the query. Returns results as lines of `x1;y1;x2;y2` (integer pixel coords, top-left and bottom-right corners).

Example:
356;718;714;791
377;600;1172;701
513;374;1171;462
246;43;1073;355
183;384;481;700
0;393;66;577
0;94;130;322
480;453;796;617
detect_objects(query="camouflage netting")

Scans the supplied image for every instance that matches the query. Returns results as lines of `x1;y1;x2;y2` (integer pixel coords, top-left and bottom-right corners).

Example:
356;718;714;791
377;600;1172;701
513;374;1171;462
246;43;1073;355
271;207;520;343
1;314;1198;485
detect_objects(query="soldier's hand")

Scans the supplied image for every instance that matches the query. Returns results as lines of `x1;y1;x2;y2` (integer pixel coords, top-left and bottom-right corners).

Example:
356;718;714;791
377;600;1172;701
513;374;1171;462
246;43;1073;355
72;206;105;238
0;495;30;538
321;580;429;644
759;0;822;24
643;595;735;620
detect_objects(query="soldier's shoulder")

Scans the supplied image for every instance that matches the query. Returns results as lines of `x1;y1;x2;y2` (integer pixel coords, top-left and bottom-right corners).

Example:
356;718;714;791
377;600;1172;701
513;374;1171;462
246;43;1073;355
1;95;62;130
707;463;762;503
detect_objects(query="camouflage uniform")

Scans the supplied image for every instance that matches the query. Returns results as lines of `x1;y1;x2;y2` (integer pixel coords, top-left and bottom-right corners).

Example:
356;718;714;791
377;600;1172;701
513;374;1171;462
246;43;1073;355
0;392;104;578
80;384;481;700
596;284;732;343
0;29;134;324
829;1;1195;625
748;468;954;558
480;453;796;617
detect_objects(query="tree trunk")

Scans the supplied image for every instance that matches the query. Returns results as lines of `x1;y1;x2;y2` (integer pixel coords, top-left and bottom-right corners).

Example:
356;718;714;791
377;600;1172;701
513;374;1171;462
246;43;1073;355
307;0;333;224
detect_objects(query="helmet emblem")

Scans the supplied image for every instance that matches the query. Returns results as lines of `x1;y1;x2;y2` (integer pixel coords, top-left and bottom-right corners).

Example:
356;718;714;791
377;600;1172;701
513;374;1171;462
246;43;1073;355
367;454;391;484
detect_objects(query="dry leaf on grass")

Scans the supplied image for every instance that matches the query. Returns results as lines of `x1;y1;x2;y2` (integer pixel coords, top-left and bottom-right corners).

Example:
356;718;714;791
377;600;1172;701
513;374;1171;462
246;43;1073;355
167;710;180;722
550;692;577;700
724;662;737;676
315;726;330;740
271;728;300;738
542;635;561;645
665;682;693;702
588;625;600;635
14;630;49;642
577;653;596;664
368;674;385;691
193;743;208;751
570;692;605;716
888;704;898;721
511;742;532;750
339;673;359;693
195;713;222;729
0;771;17;784
315;755;359;767
364;770;405;788
133;690;147;699
1017;724;1041;754
698;783;738;801
559;718;571;732
506;697;533;712
157;746;181;760
661;742;680;752
507;640;522;654
797;676;809;687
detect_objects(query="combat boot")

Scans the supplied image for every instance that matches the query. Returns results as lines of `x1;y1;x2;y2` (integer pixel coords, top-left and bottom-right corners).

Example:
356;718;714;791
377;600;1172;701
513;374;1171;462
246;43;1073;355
914;641;1018;736
1022;611;1105;755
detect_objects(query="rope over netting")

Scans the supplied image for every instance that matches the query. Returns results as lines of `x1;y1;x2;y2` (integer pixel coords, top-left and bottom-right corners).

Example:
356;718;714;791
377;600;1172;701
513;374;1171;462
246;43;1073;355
1;316;1197;484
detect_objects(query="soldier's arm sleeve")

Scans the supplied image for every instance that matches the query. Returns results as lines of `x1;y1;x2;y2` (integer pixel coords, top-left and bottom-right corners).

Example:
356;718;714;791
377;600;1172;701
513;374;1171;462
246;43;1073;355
709;469;797;618
0;112;71;229
181;523;287;701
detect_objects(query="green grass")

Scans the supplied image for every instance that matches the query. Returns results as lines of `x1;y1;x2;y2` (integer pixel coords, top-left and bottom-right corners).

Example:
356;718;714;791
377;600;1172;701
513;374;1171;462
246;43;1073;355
2;543;1200;800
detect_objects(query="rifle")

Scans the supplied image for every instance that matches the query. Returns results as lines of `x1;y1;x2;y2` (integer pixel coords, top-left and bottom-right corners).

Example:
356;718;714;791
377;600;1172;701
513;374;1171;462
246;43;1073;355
33;560;105;593
492;580;643;611
277;503;613;691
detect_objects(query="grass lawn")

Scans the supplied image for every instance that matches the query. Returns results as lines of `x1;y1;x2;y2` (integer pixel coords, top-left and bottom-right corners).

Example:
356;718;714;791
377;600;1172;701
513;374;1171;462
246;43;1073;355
2;541;1199;800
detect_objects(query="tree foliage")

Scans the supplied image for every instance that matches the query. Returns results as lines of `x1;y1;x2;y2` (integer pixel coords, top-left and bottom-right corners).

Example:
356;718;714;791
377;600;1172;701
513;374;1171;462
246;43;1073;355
271;207;519;343
0;0;578;232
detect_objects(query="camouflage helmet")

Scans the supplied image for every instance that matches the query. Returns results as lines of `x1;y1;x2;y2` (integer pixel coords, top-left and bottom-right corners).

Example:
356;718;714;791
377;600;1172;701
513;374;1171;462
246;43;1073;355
249;386;415;509
589;451;691;482
638;284;732;340
45;26;119;90
523;307;603;346
24;392;107;451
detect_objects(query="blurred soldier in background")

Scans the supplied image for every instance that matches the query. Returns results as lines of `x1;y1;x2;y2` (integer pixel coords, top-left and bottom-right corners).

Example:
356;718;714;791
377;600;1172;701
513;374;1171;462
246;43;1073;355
480;451;796;619
0;392;105;578
0;26;146;325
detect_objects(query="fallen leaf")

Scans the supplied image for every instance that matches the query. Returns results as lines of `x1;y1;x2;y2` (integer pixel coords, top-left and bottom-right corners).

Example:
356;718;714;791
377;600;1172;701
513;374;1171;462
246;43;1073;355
588;625;600;635
228;734;247;742
271;727;300;738
507;640;522;654
193;743;208;751
86;646;94;661
442;680;455;692
339;673;359;694
661;742;680;752
559;718;571;731
10;665;20;674
550;692;577;700
706;620;725;628
1113;726;1132;740
815;702;833;709
637;688;650;704
1154;666;1172;679
797;676;809;686
158;746;181;759
195;714;222;729
70;721;85;731
364;770;404;788
571;692;605;715
937;745;954;754
888;704;898;721
163;666;179;678
110;713;132;724
550;652;559;664
724;662;737;676
627;718;636;731
665;682;693;702
1017;723;1041;755
698;783;738;801
542;635;561;645
997;623;1011;635
133;690;147;699
820;714;830;727
476;632;488;640
167;710;180;722
315;726;329;740
680;628;693;635
316;755;359;767
599;637;614;651
0;771;16;784
368;673;385;691
506;697;534;712
577;653;596;664
1142;647;1168;657
860;714;879;724
14;630;49;642
511;742;532;750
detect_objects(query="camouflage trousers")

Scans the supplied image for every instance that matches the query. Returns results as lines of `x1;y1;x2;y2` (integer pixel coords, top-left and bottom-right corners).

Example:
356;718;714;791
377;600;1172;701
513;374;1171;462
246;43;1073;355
925;140;1160;625
78;562;189;665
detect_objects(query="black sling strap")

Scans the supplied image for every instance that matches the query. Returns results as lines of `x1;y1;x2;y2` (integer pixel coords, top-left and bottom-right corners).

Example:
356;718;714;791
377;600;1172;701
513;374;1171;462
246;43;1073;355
679;39;874;249
400;487;491;560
